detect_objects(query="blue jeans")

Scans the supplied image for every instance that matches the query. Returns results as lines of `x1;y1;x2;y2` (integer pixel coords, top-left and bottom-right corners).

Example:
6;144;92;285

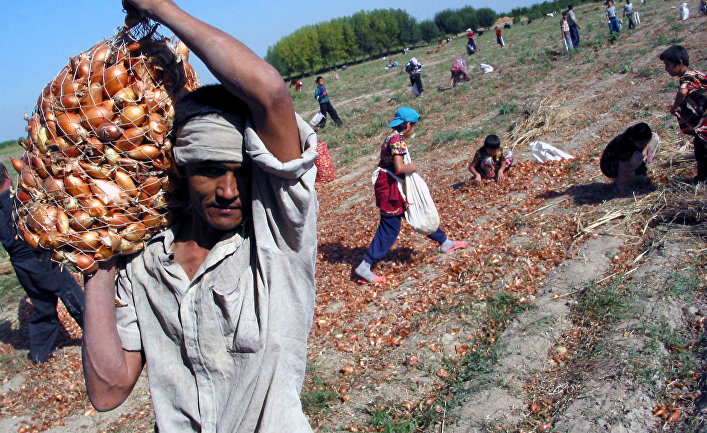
569;24;580;47
363;215;445;265
608;17;620;34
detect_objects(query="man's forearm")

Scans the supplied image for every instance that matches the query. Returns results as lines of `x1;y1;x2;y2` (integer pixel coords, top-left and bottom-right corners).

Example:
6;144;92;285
82;264;142;411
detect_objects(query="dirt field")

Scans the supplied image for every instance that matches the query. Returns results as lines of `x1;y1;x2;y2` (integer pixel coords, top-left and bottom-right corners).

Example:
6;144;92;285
0;1;706;432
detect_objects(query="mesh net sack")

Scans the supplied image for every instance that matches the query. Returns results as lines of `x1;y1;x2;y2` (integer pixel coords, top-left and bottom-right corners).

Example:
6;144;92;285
314;141;336;183
13;20;200;274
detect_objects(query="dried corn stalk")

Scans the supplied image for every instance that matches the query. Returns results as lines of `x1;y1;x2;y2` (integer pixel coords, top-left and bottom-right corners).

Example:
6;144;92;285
13;20;199;273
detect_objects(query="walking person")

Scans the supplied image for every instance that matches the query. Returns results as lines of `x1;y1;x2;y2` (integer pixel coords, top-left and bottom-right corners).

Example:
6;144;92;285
660;45;707;182
567;4;581;47
0;163;84;364
83;1;319;431
624;0;637;29
405;57;424;97
605;0;621;35
495;27;505;47
561;11;574;53
314;76;344;127
353;107;467;284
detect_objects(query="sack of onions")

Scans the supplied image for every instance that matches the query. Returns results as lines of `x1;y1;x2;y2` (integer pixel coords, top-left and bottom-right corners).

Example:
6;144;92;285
13;18;200;274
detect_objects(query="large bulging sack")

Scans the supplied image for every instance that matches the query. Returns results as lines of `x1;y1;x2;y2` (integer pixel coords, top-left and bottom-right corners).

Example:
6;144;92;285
14;21;200;274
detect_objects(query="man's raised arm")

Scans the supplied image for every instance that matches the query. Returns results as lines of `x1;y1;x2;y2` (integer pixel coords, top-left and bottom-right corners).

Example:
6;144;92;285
124;0;301;162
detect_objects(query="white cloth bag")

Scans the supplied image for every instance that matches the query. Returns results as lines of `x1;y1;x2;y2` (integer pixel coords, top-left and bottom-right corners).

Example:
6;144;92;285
309;112;324;127
371;152;440;235
680;3;689;20
529;141;574;162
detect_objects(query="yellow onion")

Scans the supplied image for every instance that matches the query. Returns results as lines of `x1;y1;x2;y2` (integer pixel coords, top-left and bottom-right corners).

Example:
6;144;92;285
120;221;147;242
114;126;145;152
141;209;167;229
62;196;80;211
119;105;147;127
39;230;64;249
144;88;168;112
11;158;23;173
43;177;65;198
15;189;33;203
20;168;39;188
60;93;81;111
114;169;138;196
20;226;40;249
97;121;122;142
90;178;129;206
103;210;136;228
69;252;98;274
94;245;116;261
127;144;160;160
67;230;101;252
69;210;95;231
55;209;70;234
28;204;58;233
56;112;87;144
80;82;104;107
103;61;129;97
82;103;114;130
30;156;50;179
79;197;107;218
139;176;161;196
78;161;109;179
64;174;91;197
112;87;137;106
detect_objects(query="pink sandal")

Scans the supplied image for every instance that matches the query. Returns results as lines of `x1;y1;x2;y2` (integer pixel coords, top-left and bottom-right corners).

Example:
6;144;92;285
356;274;386;285
442;240;468;254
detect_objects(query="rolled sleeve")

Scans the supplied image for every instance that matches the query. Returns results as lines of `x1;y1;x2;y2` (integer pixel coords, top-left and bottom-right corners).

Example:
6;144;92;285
115;266;142;351
246;113;319;253
244;114;319;179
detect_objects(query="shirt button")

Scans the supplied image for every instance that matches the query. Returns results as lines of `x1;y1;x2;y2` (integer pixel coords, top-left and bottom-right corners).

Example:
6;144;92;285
188;340;195;347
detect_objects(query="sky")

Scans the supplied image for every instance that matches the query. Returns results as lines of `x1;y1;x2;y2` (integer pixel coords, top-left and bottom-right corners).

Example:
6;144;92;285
0;0;538;141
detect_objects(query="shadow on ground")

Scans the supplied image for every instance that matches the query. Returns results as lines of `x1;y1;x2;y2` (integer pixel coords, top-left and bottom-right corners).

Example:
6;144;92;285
538;181;657;205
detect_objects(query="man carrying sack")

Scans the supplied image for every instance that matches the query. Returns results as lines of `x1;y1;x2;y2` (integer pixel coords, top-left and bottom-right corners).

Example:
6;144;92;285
82;1;318;432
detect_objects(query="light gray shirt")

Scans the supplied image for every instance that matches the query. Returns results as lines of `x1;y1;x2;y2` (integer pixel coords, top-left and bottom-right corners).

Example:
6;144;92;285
115;114;319;433
624;3;634;15
568;9;577;24
606;6;617;18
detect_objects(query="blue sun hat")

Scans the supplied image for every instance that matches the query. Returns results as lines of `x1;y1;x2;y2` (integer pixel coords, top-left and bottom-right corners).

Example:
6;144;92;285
388;107;420;127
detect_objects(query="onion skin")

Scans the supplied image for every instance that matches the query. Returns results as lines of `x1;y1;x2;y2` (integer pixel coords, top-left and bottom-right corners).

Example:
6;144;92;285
28;204;58;233
127;144;160;160
114;169;138;196
64;175;91;197
20;227;40;249
43;177;66;198
69;210;95;231
56;112;87;144
79;161;109;179
67;231;101;252
114;127;145;152
79;197;108;218
15;189;33;203
90;178;129;206
11;158;23;173
120;222;147;242
96;122;123;142
71;253;98;274
119;105;147;127
82;103;114;130
103;62;129;97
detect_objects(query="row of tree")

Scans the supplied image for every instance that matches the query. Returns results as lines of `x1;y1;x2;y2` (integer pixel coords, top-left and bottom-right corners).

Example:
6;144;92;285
266;0;604;78
265;7;498;78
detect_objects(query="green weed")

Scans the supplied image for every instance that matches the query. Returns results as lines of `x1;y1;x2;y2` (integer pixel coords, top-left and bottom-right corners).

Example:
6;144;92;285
655;34;683;47
428;129;482;148
496;101;517;116
300;371;337;416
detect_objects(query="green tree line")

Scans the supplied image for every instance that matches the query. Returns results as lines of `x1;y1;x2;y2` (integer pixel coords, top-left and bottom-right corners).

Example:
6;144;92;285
266;7;499;78
265;0;604;78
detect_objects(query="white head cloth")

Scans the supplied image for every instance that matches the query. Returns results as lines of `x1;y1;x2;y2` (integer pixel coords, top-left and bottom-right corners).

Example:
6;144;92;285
173;113;245;165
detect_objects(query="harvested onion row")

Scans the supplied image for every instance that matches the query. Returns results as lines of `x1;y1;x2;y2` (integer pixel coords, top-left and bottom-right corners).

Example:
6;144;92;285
14;22;199;274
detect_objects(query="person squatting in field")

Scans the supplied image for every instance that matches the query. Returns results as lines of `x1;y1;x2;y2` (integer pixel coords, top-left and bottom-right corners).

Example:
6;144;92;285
82;1;318;432
354;107;467;284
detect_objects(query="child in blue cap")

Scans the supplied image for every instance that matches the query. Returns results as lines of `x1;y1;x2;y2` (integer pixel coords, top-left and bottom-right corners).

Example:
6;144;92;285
355;107;467;283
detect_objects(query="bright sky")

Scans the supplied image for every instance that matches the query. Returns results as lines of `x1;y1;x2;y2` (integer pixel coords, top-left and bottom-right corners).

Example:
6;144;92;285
0;0;538;141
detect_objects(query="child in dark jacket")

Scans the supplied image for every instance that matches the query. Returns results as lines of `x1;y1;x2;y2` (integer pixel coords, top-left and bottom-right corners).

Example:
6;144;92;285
314;76;343;127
